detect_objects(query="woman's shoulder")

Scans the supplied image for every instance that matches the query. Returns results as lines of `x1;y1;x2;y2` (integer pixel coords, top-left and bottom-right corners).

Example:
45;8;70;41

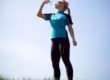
64;13;73;25
63;13;71;18
45;13;53;15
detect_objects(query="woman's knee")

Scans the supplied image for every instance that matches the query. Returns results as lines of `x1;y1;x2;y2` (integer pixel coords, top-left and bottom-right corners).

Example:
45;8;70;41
63;59;72;67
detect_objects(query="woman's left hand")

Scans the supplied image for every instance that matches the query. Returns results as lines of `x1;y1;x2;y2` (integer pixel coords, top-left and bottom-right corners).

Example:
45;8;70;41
72;38;77;46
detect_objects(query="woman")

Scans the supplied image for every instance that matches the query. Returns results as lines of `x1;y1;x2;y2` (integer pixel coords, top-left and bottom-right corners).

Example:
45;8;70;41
37;0;77;80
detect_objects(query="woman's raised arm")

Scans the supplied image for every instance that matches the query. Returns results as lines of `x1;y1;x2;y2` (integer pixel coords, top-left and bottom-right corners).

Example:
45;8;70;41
37;0;49;19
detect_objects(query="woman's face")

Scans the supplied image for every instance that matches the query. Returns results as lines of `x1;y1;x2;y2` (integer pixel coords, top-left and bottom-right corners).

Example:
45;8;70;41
55;1;67;11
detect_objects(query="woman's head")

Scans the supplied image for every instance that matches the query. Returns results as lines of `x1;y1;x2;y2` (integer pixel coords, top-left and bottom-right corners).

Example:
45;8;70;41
55;0;68;11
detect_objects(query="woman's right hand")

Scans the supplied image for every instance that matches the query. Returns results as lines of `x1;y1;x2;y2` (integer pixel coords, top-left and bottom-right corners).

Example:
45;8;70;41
43;0;50;4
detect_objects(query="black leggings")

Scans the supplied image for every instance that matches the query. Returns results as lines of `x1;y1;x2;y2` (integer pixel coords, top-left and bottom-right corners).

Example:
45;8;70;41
51;38;73;80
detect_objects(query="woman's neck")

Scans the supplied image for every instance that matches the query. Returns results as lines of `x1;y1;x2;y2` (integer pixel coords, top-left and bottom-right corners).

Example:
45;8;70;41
58;10;64;13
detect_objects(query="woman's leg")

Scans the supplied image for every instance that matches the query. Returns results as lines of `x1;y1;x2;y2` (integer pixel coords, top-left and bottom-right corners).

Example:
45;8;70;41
51;39;61;80
60;39;73;80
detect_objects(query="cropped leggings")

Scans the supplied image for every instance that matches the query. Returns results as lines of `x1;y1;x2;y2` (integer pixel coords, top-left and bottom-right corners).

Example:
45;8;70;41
51;38;73;80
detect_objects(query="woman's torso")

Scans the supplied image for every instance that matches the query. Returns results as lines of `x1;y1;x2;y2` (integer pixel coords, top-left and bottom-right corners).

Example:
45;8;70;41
49;11;68;39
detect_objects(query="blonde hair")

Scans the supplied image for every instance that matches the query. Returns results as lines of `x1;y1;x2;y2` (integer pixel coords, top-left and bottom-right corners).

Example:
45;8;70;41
58;1;71;15
63;1;71;16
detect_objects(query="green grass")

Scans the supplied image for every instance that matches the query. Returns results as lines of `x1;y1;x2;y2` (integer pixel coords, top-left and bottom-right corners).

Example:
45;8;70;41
0;75;88;80
0;75;54;80
0;75;8;80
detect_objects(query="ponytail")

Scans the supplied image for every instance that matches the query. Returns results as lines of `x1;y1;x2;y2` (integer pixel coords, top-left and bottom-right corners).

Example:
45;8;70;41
63;1;71;16
67;8;71;16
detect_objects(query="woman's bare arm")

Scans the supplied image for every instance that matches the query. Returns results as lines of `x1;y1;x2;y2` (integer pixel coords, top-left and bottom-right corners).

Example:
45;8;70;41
67;24;77;46
37;0;49;19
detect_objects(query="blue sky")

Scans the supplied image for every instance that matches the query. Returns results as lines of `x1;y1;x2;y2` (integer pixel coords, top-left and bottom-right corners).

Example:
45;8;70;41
0;0;110;80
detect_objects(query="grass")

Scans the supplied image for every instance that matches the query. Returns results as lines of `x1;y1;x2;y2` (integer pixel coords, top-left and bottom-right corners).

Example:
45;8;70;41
0;75;88;80
0;75;8;80
0;75;54;80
